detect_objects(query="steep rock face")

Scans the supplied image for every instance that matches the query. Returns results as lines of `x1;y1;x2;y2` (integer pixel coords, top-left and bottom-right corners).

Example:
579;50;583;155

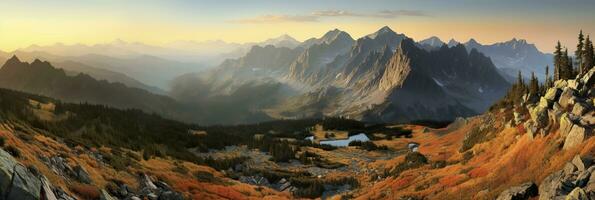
171;27;511;124
286;30;354;86
0;148;52;200
359;39;508;122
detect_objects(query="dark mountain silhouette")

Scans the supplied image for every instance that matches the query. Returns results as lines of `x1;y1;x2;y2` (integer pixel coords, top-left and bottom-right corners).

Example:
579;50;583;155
0;56;194;122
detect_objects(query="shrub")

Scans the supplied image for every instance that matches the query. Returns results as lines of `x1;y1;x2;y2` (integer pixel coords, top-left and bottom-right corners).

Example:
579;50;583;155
172;164;190;175
462;151;474;164
432;160;447;169
460;125;495;152
387;152;428;177
69;183;100;200
194;171;217;182
0;136;5;147
4;145;20;158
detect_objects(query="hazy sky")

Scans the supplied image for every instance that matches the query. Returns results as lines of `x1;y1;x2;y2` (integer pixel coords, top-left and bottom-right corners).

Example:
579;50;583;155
1;0;594;52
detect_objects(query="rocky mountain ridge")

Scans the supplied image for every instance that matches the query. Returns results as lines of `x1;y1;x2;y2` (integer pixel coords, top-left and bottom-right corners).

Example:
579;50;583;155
172;26;510;124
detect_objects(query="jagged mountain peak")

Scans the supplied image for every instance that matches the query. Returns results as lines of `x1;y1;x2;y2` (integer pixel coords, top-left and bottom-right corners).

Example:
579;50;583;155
367;26;397;39
419;36;445;47
447;39;460;47
6;55;21;63
320;29;353;44
466;38;480;45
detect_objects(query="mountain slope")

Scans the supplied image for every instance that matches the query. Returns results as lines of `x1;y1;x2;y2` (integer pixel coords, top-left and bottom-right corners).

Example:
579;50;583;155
464;38;553;82
172;27;511;124
416;37;553;82
0;56;194;122
356;67;594;199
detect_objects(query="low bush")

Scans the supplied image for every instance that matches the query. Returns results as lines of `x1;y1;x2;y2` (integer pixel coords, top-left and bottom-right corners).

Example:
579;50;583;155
69;183;100;200
4;145;20;158
386;152;428;177
460;125;495;152
348;141;388;151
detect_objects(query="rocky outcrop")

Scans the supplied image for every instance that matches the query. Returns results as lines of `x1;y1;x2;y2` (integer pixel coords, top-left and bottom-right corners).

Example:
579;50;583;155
496;182;538;200
539;155;594;200
521;68;594;146
0;148;60;200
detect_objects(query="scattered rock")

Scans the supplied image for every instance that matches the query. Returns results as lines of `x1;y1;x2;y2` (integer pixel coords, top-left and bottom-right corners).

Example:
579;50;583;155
140;173;158;190
7;164;42;200
563;125;591;150
530;105;549;128
555;79;568;88
100;189;116;200
40;176;58;200
571;155;592;172
545;88;563;101
572;102;589;116
73;165;92;184
540;155;595;200
496;182;538;200
565;187;588;200
559;87;577;109
560;113;576;137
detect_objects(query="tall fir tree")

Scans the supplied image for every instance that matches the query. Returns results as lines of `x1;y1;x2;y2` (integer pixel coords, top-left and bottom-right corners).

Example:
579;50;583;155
576;30;585;71
561;48;574;79
554;41;563;80
583;35;594;73
545;65;552;87
529;72;539;97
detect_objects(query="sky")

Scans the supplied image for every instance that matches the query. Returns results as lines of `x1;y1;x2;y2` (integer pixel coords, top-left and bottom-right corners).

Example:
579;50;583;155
1;0;594;53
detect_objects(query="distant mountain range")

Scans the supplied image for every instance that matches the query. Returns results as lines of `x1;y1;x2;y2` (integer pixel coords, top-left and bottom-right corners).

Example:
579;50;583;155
16;35;302;65
171;26;510;123
419;37;553;82
1;26;555;124
0;56;194;121
0;50;201;90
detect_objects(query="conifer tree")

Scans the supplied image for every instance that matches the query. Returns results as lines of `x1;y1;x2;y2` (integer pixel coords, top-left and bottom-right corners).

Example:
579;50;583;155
554;41;563;80
529;72;539;97
545;65;552;87
561;48;573;79
583;35;594;73
576;30;585;70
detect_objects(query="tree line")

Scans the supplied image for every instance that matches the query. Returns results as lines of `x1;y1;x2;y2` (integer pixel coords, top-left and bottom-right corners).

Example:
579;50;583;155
492;30;594;109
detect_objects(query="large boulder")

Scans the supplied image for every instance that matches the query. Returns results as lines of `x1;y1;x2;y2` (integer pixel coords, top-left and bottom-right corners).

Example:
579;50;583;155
555;80;568;89
0;149;42;200
559;88;578;109
571;155;592;172
564;187;588;200
545;88;563;101
40;176;58;200
560;113;576;137
563;125;592;150
496;182;538;200
581;111;595;126
0;148;20;197
99;189;116;200
7;165;41;200
572;102;589;116
530;105;549;128
73;165;92;184
140;174;158;190
539;170;567;200
567;80;580;90
580;68;594;89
